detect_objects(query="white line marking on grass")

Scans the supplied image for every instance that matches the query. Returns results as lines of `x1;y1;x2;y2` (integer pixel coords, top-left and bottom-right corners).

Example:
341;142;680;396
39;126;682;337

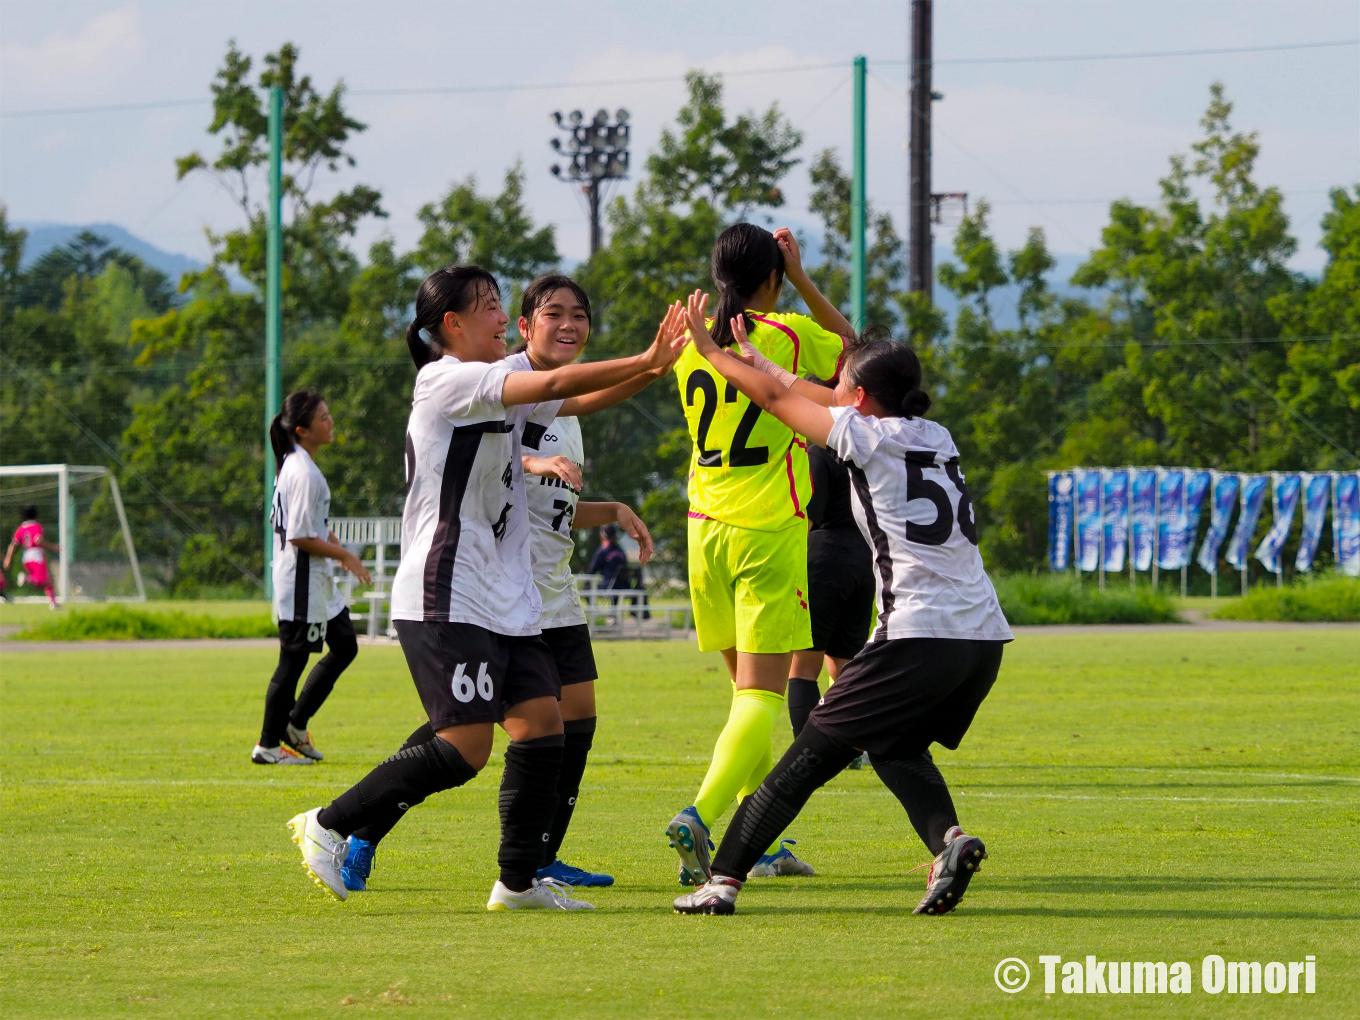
813;789;1344;806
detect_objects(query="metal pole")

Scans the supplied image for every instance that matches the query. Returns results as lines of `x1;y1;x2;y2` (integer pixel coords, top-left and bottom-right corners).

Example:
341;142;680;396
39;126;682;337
586;180;601;257
908;0;933;298
105;470;146;601
851;55;867;330
57;464;70;602
263;85;284;599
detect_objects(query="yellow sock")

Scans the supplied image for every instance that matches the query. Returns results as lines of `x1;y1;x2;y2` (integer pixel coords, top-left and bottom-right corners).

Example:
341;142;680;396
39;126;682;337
736;734;782;855
693;688;784;827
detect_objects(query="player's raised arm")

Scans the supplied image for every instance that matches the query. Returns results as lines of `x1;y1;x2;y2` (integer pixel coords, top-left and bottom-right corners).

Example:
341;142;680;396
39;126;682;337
774;228;855;340
557;301;688;416
684;291;836;448
502;301;687;407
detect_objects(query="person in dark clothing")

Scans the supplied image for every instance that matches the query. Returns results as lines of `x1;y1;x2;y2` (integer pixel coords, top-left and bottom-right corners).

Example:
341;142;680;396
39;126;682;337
588;524;631;589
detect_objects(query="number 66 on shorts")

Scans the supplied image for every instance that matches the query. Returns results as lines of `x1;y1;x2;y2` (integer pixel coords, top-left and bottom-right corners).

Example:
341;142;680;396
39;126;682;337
451;662;495;703
394;619;562;728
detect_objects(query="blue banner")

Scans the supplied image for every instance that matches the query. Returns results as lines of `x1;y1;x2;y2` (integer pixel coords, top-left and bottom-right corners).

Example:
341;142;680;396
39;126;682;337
1156;469;1188;570
1075;468;1102;572
1048;471;1074;571
1253;473;1302;575
1294;474;1330;572
1335;472;1360;577
1225;474;1268;571
1184;470;1211;554
1130;468;1157;571
1196;471;1239;574
1101;469;1129;573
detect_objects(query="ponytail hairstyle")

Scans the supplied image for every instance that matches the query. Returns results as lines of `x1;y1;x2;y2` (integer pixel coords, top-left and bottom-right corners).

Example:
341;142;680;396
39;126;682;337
405;265;501;369
509;273;592;355
709;223;784;348
841;334;932;419
270;388;327;472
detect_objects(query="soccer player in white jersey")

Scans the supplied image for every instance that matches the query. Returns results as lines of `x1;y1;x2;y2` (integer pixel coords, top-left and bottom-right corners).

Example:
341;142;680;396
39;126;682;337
671;293;1012;917
287;266;687;910
337;274;665;892
252;390;372;766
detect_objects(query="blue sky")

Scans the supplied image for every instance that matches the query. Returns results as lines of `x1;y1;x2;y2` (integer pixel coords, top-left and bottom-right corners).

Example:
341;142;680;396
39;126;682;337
1;1;1356;272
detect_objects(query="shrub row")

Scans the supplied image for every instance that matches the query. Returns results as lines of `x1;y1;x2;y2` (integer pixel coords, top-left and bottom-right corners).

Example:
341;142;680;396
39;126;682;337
13;606;277;641
1211;574;1360;623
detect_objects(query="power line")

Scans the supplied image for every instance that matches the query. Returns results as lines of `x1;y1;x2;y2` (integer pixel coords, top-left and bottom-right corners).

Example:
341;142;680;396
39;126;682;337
4;38;1355;119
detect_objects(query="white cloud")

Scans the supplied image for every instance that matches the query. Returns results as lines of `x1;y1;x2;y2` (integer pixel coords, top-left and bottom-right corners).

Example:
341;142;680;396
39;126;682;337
0;8;145;101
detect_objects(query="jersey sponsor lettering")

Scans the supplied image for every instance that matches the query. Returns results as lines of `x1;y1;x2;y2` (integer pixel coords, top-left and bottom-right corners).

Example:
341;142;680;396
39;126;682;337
676;311;845;531
827;407;1013;643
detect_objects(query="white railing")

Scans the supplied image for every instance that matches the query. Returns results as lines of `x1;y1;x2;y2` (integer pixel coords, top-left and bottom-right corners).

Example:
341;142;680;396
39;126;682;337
329;517;692;641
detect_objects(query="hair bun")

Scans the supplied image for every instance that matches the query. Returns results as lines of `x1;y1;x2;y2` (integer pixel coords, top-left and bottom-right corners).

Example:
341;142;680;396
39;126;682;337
901;388;932;417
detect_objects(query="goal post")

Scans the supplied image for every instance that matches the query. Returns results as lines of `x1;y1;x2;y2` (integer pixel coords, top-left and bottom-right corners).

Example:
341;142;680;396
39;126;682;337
0;464;146;602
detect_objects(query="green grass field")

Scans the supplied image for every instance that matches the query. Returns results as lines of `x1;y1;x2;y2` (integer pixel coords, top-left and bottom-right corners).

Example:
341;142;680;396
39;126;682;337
3;630;1357;1018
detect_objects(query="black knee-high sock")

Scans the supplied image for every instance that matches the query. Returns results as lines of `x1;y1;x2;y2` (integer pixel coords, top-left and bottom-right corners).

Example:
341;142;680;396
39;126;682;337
497;734;564;891
351;722;436;845
290;631;358;731
870;750;958;855
260;650;309;746
316;735;476;837
786;678;821;737
711;723;859;881
544;717;595;864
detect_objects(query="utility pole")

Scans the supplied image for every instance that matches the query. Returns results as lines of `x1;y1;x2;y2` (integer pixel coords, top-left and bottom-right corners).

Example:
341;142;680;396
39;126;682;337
850;55;867;331
550;109;631;257
908;0;933;299
263;85;283;598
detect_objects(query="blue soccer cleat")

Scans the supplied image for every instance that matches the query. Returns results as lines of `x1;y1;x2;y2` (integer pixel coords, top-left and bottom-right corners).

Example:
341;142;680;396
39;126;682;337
537;859;615;887
342;837;375;892
666;806;714;886
747;838;816;878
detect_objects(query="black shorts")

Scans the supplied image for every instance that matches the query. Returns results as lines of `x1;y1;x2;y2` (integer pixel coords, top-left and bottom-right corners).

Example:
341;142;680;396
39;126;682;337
395;620;560;728
808;637;1005;759
806;530;875;660
541;624;598;686
278;607;355;656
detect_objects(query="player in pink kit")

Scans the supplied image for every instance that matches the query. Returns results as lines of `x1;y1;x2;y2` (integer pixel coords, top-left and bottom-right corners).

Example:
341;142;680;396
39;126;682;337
4;506;61;609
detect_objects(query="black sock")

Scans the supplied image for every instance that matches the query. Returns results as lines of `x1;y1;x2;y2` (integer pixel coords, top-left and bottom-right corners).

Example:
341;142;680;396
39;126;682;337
289;632;358;731
351;722;437;845
316;735;477;837
870;750;958;855
260;650;309;747
786;678;821;737
497;734;564;891
545;717;595;864
711;722;858;881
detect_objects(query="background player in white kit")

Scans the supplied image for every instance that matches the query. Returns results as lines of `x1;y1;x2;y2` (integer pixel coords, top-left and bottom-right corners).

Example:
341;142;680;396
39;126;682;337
338;274;664;892
288;266;688;910
253;390;371;766
671;294;1012;918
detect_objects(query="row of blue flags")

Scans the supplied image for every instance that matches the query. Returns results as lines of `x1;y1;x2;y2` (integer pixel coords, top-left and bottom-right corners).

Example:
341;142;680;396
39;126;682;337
1048;469;1360;577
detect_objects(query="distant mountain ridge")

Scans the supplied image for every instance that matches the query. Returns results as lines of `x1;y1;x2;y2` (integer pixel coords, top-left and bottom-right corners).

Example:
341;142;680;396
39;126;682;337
15;221;205;284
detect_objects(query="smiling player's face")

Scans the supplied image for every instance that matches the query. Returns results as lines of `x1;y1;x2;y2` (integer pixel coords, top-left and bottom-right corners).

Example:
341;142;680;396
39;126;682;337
520;288;591;370
441;283;510;363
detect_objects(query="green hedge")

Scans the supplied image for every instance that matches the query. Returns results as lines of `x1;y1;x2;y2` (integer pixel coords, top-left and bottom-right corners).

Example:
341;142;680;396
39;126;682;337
993;573;1182;625
1211;574;1360;623
12;606;277;641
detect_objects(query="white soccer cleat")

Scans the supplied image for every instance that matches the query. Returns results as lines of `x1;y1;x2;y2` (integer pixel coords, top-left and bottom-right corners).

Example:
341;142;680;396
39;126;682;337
913;825;986;916
252;743;314;765
287;808;349;901
284;723;324;761
747;838;816;878
486;878;596;911
673;876;742;915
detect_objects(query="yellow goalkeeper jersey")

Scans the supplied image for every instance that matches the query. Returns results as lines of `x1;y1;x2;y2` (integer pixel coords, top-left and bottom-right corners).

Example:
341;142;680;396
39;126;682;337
676;310;847;532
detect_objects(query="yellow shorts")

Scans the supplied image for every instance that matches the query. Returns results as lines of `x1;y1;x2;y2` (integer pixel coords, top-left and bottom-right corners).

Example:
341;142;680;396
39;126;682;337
688;515;812;654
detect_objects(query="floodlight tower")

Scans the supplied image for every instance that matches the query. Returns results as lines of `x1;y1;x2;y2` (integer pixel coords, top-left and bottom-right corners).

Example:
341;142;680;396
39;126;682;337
550;108;631;256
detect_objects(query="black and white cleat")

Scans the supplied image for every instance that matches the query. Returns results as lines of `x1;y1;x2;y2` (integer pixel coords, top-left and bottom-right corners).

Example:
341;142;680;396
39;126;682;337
913;827;987;916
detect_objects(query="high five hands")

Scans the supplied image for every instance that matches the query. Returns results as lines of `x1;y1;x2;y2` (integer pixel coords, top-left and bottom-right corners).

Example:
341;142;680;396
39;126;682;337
646;300;690;373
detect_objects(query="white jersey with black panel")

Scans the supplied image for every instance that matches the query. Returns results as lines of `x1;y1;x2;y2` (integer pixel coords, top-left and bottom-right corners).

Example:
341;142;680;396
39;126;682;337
271;446;346;624
826;406;1013;643
389;354;562;635
506;350;587;629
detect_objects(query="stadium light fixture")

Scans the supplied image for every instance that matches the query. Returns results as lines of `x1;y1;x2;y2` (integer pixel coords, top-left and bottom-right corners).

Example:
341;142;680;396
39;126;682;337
549;106;631;256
